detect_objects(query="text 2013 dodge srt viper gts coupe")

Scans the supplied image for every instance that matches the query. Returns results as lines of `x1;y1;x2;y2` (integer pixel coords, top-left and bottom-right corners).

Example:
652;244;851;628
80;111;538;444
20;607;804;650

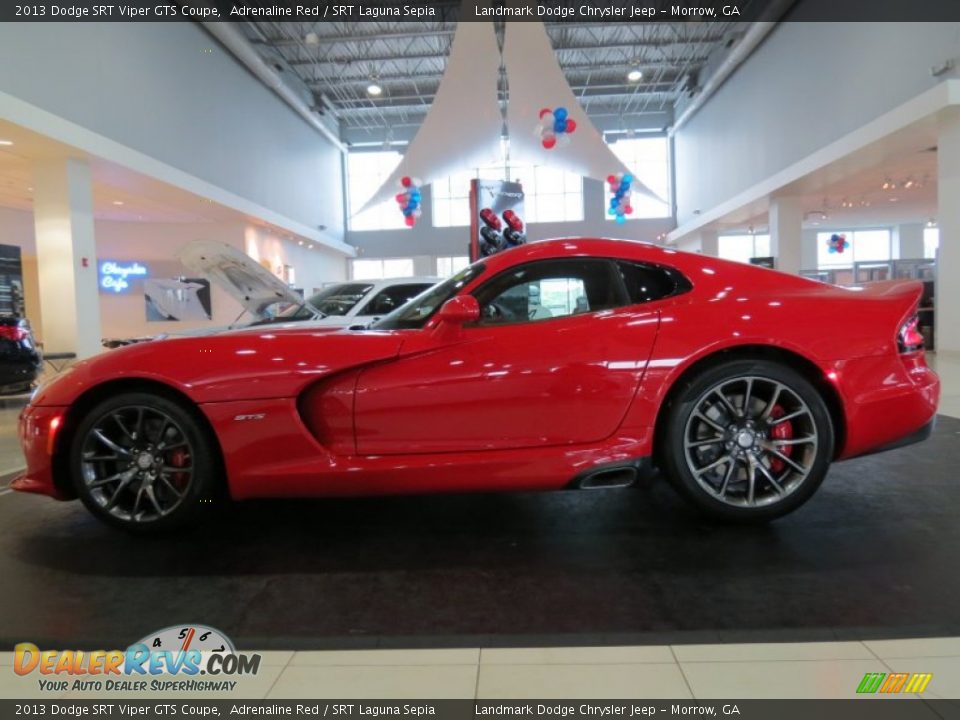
13;239;939;531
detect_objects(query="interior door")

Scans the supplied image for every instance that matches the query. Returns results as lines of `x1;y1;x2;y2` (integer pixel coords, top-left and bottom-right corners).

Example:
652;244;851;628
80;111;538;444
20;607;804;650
353;258;661;455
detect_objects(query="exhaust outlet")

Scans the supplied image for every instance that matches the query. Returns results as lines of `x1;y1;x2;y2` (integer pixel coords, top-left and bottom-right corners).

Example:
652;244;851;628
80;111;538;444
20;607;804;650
578;466;638;490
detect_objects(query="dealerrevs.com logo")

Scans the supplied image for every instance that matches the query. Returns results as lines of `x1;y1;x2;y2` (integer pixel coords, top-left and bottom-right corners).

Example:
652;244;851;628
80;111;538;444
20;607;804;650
13;624;261;693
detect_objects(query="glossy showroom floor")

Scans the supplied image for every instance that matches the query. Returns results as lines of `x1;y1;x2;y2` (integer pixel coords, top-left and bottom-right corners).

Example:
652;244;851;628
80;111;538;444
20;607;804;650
0;354;958;700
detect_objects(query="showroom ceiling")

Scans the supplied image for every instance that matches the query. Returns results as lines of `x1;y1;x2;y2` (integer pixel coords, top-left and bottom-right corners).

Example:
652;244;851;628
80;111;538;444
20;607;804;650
245;18;751;140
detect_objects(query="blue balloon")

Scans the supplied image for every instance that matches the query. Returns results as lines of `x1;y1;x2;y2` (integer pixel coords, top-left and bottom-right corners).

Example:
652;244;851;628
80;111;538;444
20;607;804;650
411;191;421;201
554;107;568;121
621;181;631;191
554;119;566;133
828;246;836;253
622;173;633;183
615;214;626;224
610;198;618;208
608;207;617;216
403;209;412;217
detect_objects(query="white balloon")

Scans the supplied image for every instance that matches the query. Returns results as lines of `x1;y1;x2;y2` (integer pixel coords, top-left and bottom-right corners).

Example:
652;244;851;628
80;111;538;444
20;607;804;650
541;112;555;129
534;123;545;136
412;177;422;188
557;133;571;148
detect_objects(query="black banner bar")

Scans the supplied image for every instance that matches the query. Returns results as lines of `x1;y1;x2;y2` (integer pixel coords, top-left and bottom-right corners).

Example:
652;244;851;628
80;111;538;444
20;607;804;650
1;700;959;720
3;0;960;23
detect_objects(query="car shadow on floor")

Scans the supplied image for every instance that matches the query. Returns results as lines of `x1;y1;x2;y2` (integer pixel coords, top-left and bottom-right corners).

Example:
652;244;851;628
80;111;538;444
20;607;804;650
2;415;958;647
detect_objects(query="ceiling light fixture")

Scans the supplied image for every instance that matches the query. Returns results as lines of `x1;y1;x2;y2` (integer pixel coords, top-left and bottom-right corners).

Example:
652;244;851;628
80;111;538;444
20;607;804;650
304;31;320;46
0;140;13;146
112;200;124;206
881;178;895;190
366;83;383;97
926;218;937;227
627;69;643;82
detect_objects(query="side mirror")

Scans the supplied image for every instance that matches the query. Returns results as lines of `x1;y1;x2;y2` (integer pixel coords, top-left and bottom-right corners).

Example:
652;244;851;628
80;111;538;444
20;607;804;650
436;295;480;326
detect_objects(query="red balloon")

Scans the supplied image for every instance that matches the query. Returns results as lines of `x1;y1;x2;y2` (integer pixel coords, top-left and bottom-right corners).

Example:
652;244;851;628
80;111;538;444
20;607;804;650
542;135;557;149
624;205;634;215
404;215;416;227
606;175;616;185
401;176;412;188
539;108;552;119
565;119;577;133
395;193;407;204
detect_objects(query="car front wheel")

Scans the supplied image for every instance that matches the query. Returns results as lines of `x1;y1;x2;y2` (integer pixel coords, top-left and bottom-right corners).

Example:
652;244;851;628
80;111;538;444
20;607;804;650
70;392;217;532
661;359;834;521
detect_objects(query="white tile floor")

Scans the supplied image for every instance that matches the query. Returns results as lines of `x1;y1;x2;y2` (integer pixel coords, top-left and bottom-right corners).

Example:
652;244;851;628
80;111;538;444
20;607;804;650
2;639;958;699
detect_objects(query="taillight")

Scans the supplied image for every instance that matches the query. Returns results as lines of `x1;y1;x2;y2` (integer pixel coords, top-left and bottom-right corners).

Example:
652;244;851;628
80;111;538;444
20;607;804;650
0;325;27;342
898;315;924;353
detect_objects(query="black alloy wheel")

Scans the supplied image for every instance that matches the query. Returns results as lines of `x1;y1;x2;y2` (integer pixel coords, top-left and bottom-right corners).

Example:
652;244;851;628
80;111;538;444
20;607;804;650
70;392;218;532
661;359;834;521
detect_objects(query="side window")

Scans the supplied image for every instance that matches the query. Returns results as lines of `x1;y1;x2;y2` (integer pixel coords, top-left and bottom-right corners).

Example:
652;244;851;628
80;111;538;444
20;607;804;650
359;284;432;316
473;259;625;325
616;261;691;304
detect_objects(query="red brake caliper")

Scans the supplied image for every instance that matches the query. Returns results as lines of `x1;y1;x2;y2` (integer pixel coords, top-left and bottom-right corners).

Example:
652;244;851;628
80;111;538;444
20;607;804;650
168;448;191;490
768;406;793;472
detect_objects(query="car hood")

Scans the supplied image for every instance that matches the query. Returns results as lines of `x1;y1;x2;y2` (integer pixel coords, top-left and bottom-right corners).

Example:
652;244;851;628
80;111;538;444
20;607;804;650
36;327;408;406
177;240;304;319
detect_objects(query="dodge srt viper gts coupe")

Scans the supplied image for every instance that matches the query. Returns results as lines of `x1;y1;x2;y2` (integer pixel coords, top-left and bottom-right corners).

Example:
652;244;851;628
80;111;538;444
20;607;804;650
13;239;939;531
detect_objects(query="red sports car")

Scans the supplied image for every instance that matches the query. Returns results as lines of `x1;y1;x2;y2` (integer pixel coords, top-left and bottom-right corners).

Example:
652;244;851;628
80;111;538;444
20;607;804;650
13;239;939;531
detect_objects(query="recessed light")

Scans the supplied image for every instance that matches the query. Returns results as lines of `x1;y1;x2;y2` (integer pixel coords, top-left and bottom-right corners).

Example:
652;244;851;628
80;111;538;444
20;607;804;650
367;83;383;96
627;70;643;82
304;31;320;46
112;200;124;206
0;140;13;146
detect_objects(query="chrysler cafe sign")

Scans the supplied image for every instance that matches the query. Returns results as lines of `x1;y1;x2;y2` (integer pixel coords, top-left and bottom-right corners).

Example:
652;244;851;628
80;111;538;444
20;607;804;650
99;260;148;293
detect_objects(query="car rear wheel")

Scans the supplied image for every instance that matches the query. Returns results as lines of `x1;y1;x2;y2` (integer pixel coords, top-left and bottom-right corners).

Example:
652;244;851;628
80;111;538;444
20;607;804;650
70;392;217;532
661;359;834;521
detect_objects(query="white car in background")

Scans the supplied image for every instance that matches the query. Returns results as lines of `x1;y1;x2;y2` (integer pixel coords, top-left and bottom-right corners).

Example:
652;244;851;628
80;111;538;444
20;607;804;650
102;241;441;347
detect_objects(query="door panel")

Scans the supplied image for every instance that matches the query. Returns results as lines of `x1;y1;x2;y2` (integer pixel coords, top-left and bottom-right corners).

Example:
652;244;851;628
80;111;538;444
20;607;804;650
354;309;660;455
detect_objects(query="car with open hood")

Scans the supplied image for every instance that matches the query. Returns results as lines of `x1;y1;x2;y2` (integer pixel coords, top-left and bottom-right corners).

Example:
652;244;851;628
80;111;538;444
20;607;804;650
102;242;441;347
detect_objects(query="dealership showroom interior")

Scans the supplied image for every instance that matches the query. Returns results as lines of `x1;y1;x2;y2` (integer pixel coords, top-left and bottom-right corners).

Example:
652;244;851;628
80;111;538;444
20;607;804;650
2;0;960;709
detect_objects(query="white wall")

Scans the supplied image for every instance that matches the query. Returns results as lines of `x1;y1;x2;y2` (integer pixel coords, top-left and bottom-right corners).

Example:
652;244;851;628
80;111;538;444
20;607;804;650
93;220;247;341
673;19;960;225
0;208;348;343
243;225;347;295
0;22;345;238
347;179;675;263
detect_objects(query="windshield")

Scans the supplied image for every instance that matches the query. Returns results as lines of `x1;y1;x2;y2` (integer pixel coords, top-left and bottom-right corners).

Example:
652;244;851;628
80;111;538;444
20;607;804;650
372;264;486;330
267;282;375;322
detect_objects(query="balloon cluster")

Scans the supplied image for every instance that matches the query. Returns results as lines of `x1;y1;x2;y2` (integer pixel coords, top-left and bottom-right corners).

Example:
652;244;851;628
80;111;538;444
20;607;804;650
395;176;423;227
535;106;577;150
479;208;526;257
606;172;634;225
826;233;849;254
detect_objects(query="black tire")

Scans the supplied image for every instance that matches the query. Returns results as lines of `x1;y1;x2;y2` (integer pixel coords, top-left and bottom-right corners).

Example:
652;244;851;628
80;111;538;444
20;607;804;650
69;392;219;533
660;359;834;522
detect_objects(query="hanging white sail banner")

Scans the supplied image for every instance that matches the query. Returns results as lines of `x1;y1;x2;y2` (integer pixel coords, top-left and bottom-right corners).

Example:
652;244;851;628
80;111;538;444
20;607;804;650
356;21;503;215
504;22;663;202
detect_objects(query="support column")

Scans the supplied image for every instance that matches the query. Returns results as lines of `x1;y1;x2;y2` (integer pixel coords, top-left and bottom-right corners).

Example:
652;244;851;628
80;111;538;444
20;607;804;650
699;229;719;257
32;158;101;359
769;196;804;275
937;112;960;353
894;223;925;260
800;230;819;271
